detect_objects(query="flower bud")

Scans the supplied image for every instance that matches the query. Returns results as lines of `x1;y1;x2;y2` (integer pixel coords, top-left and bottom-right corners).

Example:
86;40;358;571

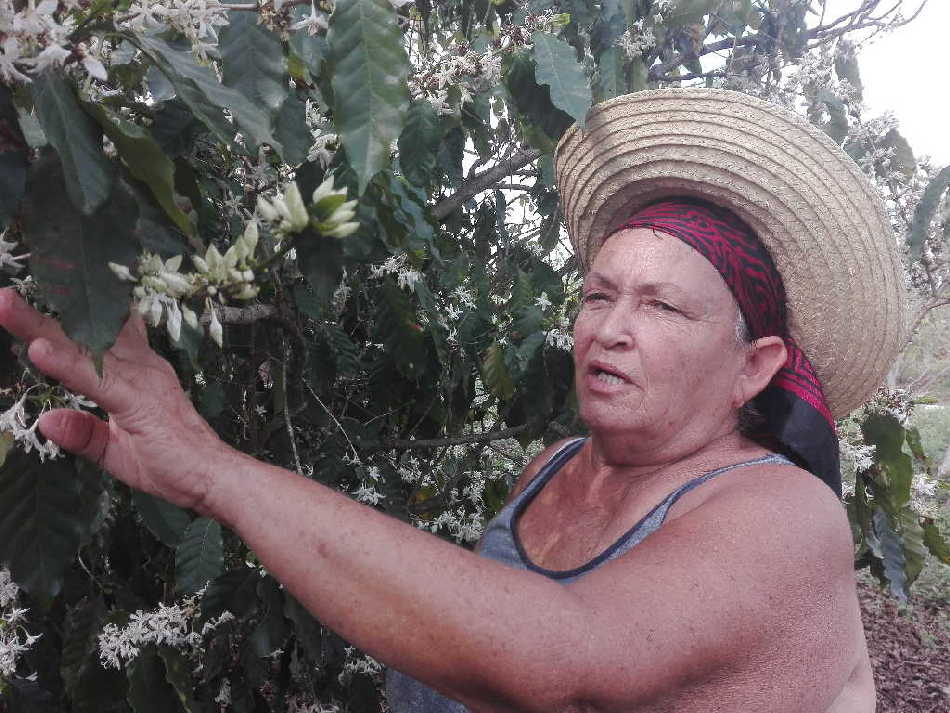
241;221;259;254
182;304;199;330
208;304;223;347
165;255;183;272
166;300;182;342
191;255;209;273
159;271;193;297
257;197;279;222
325;221;360;238
108;262;135;282
284;182;309;233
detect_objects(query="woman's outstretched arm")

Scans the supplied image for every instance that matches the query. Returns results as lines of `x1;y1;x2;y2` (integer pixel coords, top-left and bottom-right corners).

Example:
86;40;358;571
0;288;858;713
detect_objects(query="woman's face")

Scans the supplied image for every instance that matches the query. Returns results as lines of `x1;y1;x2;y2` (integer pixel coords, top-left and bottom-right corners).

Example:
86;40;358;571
573;228;750;446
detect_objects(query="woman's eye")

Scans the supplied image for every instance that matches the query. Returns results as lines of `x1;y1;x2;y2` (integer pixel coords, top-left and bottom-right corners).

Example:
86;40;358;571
652;300;679;313
583;292;608;303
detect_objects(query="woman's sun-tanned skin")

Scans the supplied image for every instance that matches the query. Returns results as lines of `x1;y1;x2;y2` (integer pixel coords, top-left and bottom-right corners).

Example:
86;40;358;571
0;227;874;712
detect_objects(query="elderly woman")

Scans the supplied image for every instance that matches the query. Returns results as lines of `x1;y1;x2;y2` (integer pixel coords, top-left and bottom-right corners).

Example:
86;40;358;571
0;90;903;712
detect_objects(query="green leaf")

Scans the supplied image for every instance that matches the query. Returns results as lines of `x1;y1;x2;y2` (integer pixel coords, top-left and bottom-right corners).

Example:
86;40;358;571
200;567;261;623
328;0;410;192
922;517;950;564
20;152;138;355
85;103;194;238
398;100;441;189
157;648;205;713
482;341;514;401
297;233;345;309
249;577;289;658
274;94;311;165
175;517;223;595
503;50;573;145
531;32;592;127
132;490;193;548
283;594;324;662
374;280;428;378
33;72;116;215
220;12;287;116
127;650;180;713
861;412;914;509
289;32;328;82
0;86;29;228
132;34;280;153
60;595;107;694
0;451;104;601
324;321;361;377
907;166;950;260
594;47;625;103
872;509;907;601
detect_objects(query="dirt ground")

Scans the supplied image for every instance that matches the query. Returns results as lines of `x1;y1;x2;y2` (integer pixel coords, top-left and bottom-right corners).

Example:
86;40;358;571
858;567;949;712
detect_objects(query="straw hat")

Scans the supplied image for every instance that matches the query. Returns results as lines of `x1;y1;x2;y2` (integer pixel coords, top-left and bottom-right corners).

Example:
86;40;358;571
554;88;906;419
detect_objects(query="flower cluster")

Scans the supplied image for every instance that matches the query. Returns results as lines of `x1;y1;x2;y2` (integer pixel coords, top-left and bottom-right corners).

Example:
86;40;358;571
257;177;359;239
119;0;230;61
97;592;234;669
110;223;260;346
615;20;656;59
0;0;106;83
0;232;28;272
407;10;567;115
338;645;383;685
368;253;421;292
0;568;40;683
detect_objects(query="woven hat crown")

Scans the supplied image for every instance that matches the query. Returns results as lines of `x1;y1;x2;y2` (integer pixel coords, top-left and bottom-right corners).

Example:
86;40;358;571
554;88;906;418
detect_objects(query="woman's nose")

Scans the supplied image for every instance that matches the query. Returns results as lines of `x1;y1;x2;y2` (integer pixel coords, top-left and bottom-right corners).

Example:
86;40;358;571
594;303;635;349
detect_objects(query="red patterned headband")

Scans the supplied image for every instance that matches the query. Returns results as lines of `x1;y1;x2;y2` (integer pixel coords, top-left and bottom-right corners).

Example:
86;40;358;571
614;200;840;495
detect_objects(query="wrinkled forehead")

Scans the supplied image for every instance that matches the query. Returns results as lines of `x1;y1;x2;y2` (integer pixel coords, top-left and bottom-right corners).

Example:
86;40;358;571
599;200;788;338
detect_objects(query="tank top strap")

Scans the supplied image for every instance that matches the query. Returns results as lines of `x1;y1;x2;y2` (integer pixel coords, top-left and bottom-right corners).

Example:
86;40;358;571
518;437;588;502
601;452;795;565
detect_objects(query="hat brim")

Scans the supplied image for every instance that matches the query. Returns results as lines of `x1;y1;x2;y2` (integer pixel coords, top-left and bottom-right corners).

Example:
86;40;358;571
554;89;906;418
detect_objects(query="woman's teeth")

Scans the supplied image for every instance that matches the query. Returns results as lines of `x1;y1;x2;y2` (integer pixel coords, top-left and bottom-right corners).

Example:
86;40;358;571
595;371;623;385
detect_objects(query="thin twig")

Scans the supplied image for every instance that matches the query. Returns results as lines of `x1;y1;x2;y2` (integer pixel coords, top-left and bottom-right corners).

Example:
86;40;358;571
385;424;528;450
281;340;303;476
302;378;360;462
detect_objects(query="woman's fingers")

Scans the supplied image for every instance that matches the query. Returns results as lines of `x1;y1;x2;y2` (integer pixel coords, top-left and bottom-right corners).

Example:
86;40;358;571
38;408;110;464
28;337;136;414
0;288;68;345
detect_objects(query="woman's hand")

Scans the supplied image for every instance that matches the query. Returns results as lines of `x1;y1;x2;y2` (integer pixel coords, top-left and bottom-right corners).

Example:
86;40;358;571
0;288;229;512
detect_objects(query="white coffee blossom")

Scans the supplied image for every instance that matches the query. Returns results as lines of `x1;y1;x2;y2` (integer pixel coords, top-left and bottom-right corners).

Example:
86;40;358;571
534;292;552;311
545;327;573;351
0;232;28;271
1;568;40;681
119;0;229;61
291;1;328;36
338;646;383;684
615;20;655;58
352;483;386;506
97;593;233;670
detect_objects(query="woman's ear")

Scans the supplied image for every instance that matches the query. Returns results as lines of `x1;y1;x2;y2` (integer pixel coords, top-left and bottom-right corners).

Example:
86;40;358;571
733;336;787;408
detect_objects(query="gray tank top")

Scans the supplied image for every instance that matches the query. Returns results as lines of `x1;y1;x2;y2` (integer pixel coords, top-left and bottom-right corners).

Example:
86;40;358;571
385;438;792;712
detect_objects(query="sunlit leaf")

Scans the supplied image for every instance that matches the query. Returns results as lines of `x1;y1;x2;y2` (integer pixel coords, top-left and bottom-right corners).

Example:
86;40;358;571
328;0;410;191
531;32;592;127
33;72;115;215
20;153;137;355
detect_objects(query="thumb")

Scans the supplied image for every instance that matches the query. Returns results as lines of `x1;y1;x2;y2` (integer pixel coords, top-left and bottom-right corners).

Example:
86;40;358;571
38;409;110;464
